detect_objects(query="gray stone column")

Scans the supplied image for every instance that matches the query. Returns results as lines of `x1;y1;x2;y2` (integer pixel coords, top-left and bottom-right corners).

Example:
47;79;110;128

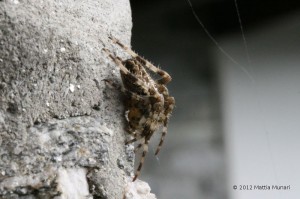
0;0;156;198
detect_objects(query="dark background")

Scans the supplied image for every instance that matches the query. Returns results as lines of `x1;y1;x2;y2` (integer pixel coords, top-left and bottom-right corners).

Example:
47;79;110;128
129;0;300;198
130;0;300;122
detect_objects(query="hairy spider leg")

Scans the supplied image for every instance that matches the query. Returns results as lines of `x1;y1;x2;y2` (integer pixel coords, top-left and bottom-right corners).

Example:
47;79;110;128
133;139;148;181
153;84;175;155
134;142;143;153
131;113;160;181
125;137;137;145
132;127;154;181
125;121;150;145
155;96;175;155
102;48;128;73
108;37;172;84
155;127;167;156
102;79;125;94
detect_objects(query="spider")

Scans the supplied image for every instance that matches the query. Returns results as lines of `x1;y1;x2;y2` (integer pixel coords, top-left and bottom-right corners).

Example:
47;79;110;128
103;36;175;181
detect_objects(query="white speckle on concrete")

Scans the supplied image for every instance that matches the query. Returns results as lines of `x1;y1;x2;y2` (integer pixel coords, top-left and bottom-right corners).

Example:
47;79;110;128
38;133;51;146
60;47;66;52
57;168;90;199
54;155;62;162
126;144;134;151
77;85;81;89
13;146;22;155
12;0;19;4
0;114;3;124
0;169;57;193
46;101;50;107
124;179;157;199
43;49;48;53
69;84;75;92
101;125;114;137
88;158;97;165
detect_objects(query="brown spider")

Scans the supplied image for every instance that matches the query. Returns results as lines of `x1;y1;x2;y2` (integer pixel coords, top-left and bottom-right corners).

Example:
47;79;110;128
103;37;175;181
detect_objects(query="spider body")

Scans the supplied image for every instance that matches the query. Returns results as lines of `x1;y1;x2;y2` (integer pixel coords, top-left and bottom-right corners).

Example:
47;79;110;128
103;37;175;181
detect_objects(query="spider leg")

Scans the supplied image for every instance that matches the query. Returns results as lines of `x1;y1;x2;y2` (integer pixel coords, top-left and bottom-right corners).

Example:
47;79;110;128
102;79;122;90
134;142;143;153
125;129;145;145
133;139;149;181
155;127;167;155
165;96;175;116
125;138;137;145
108;37;172;84
131;121;156;181
102;48;128;72
155;96;175;155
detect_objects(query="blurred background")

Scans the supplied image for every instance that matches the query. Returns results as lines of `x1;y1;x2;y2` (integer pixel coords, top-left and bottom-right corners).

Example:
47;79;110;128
129;0;300;198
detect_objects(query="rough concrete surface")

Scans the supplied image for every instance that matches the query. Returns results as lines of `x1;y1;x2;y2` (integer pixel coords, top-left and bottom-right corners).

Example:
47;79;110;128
0;0;156;198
